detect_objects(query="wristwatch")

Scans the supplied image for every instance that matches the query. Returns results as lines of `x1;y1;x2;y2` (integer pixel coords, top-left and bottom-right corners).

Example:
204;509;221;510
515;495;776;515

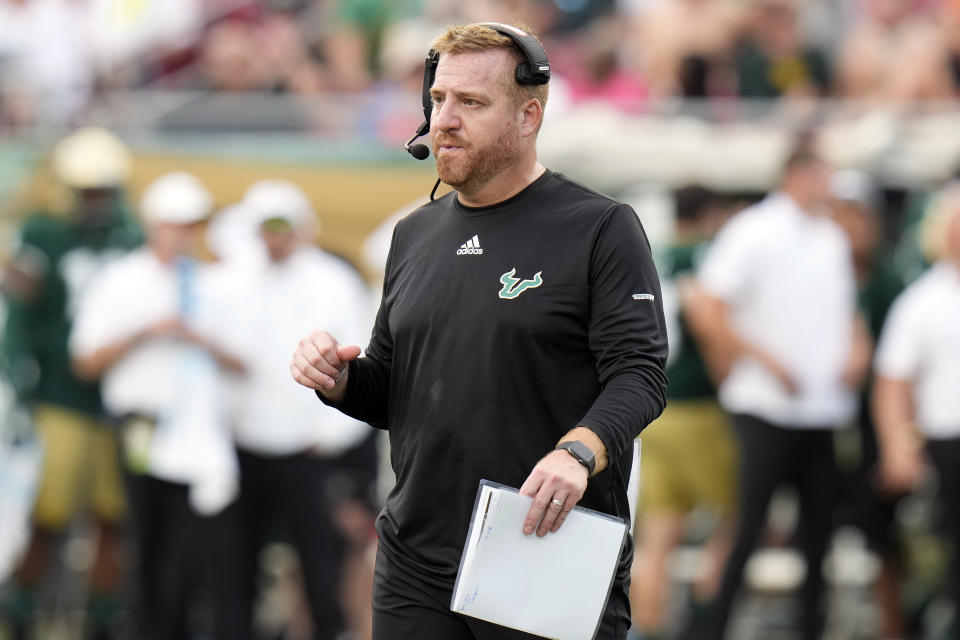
555;441;596;476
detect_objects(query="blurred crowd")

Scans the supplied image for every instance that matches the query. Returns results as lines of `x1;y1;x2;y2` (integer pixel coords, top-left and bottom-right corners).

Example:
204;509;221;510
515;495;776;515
630;143;960;640
1;3;960;640
0;116;959;640
0;128;381;640
6;0;960;129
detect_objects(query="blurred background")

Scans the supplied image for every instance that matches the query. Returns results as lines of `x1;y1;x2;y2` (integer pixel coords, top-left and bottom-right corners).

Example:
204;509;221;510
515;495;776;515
2;0;960;639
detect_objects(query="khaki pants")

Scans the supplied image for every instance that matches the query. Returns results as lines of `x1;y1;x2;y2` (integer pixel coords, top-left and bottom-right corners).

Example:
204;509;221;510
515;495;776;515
31;404;126;529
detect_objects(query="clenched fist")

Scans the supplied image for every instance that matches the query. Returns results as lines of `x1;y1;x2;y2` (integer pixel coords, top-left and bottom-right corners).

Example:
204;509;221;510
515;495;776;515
290;330;361;403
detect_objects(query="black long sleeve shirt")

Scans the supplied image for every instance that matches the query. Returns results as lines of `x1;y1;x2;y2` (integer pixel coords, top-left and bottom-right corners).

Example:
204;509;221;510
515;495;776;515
328;170;667;588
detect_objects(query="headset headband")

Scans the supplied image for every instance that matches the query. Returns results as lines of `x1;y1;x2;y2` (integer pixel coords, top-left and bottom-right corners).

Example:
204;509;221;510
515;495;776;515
418;23;551;127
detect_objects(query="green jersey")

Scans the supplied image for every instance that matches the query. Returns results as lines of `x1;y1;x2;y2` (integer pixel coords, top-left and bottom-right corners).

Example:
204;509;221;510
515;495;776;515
858;252;904;342
2;209;141;415
661;241;715;400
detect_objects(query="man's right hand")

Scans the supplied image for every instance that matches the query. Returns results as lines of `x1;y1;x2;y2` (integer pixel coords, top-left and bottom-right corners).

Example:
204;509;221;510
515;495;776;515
750;347;799;396
879;444;925;495
290;330;362;403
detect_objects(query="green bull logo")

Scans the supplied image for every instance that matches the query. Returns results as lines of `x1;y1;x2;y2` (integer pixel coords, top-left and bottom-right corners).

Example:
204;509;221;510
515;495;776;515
498;268;543;300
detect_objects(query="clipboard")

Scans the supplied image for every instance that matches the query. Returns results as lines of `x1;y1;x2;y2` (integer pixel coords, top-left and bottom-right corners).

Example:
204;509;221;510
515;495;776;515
451;480;628;640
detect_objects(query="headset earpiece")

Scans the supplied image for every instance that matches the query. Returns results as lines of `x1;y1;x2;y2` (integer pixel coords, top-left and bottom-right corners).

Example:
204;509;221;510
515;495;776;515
515;62;541;86
481;23;550;87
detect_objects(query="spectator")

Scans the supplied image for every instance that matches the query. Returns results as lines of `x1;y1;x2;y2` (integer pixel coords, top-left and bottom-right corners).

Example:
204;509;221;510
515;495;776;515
84;0;203;88
563;15;649;111
196;20;272;92
298;0;384;93
633;0;745;98
873;183;960;630
836;0;953;101
0;0;93;126
219;180;376;640
69;172;246;640
630;186;736;640
194;11;325;94
734;0;831;100
0;128;140;640
256;9;326;93
687;148;870;640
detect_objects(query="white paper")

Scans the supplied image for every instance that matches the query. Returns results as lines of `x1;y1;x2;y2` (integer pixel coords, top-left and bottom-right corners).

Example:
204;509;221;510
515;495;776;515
627;440;642;530
451;481;627;640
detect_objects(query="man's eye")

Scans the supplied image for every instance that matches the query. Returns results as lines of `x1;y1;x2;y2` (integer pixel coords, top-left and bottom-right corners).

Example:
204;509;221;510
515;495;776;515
463;99;478;106
431;96;443;106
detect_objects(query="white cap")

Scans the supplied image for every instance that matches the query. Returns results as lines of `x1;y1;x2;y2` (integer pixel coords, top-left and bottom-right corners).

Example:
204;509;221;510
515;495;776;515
139;172;214;225
52;127;131;189
830;170;879;212
205;203;263;262
242;179;316;230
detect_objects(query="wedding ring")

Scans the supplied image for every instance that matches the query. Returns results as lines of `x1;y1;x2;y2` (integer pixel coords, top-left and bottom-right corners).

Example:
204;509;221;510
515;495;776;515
550;498;563;508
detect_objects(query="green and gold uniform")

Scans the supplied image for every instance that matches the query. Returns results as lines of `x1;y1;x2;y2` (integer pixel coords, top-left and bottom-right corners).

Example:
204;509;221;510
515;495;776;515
2;208;140;528
640;241;736;518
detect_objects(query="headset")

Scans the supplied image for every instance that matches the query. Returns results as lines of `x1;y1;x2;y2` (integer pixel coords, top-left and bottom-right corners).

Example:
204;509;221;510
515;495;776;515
404;22;551;161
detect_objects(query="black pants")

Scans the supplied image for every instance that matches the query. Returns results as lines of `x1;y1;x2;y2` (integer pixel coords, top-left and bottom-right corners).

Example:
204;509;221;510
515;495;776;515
706;414;837;640
926;437;960;613
126;474;236;640
835;405;902;556
219;449;347;640
372;543;631;640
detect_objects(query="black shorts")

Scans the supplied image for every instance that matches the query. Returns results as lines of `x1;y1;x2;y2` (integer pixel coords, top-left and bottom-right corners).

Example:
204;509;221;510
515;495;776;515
372;542;631;640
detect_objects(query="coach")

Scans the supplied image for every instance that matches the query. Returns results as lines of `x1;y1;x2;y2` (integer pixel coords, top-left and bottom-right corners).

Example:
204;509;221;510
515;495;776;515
291;22;667;640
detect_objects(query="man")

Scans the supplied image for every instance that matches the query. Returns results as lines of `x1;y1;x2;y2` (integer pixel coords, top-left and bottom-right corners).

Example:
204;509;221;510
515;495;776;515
223;179;375;640
734;0;830;100
69;172;245;640
827;170;906;640
688;148;870;640
0;128;140;640
290;22;667;640
873;183;960;625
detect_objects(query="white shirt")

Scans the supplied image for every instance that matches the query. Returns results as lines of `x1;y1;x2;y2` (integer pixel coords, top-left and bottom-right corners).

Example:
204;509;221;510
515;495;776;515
875;261;960;438
83;0;202;74
70;248;245;510
70;248;245;418
0;0;92;122
230;247;374;456
698;193;857;427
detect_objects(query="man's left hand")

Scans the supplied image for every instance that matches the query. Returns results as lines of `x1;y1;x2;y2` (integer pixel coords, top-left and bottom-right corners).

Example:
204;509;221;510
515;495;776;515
519;450;589;537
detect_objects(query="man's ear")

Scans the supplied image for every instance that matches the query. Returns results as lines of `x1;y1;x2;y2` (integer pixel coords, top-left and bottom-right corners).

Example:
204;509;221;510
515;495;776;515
519;98;543;137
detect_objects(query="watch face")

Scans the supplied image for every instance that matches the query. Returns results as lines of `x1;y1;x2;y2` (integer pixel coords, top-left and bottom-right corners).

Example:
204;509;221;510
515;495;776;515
560;441;595;473
570;441;594;464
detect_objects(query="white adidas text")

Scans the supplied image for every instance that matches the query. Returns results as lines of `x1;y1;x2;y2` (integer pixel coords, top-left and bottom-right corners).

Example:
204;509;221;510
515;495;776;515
457;235;483;255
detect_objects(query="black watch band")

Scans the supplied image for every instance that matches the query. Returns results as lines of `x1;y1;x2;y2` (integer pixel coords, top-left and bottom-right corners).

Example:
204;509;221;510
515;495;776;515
555;440;596;476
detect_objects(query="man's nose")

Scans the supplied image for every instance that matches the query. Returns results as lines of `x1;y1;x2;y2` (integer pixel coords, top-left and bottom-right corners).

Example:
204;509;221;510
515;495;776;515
433;97;461;132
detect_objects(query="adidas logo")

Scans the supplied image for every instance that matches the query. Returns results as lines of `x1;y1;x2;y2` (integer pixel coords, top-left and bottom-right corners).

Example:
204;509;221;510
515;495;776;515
456;235;483;255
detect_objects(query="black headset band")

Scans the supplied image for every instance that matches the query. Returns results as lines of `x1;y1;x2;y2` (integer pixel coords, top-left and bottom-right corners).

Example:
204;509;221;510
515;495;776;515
478;22;551;85
420;50;440;124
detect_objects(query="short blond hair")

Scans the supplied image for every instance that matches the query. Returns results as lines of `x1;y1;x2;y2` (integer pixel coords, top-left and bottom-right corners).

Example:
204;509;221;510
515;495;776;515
429;23;549;112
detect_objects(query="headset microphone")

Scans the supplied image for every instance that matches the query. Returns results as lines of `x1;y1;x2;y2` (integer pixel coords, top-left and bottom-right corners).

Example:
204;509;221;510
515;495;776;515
405;123;430;160
407;144;430;161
